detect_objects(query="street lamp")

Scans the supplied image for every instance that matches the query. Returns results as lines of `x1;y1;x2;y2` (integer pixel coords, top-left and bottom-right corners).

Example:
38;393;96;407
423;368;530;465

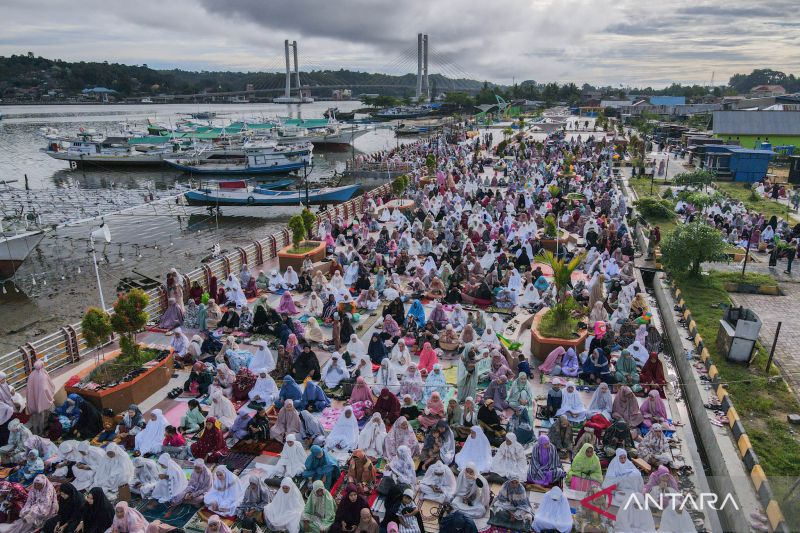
90;222;111;310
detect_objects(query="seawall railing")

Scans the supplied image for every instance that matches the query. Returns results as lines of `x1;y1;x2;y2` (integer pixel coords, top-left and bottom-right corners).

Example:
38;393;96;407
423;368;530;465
2;183;393;390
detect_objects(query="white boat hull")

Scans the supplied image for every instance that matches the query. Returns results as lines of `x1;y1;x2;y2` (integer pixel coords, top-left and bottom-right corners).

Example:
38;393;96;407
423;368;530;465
0;231;45;278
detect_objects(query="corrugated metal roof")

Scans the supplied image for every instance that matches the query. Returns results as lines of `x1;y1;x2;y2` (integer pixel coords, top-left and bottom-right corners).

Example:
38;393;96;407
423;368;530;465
713;111;800;135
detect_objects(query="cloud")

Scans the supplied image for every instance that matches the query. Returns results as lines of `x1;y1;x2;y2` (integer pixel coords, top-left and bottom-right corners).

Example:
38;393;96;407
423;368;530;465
0;0;798;87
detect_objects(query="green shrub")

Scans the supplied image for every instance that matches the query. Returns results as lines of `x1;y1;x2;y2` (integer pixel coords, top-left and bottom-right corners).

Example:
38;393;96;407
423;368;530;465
110;289;149;358
634;197;676;220
82;307;112;350
661;187;673;200
288;215;307;249
300;208;317;239
661;221;728;276
543;214;558;238
674;168;715;189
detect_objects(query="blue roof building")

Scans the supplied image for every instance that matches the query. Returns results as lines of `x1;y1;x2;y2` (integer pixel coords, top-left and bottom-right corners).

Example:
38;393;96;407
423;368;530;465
702;144;774;183
649;96;686;106
81;87;117;94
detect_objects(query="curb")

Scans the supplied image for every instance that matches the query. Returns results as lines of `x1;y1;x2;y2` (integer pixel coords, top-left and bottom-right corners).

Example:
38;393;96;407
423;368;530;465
671;284;790;533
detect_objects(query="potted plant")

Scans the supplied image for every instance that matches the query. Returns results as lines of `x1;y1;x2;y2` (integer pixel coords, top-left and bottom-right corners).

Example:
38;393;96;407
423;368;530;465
67;289;174;413
538;214;568;252
278;214;326;271
81;306;112;362
530;251;589;359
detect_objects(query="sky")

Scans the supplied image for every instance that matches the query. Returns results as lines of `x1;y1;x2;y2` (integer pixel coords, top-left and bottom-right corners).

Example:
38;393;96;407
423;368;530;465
2;0;800;87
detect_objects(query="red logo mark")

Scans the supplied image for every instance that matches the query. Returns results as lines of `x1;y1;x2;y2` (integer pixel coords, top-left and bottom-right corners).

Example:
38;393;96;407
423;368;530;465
579;483;617;520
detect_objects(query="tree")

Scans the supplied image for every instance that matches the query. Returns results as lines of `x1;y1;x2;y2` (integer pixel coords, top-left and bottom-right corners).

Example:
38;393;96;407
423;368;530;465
81;307;112;351
300;208;317;240
660;221;728;277
392;174;408;196
674;169;715;190
288;215;307;250
110;289;149;358
444;91;474;108
536;250;586;338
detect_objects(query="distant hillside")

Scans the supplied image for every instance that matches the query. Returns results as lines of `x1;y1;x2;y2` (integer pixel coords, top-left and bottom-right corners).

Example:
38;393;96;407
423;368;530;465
0;53;484;98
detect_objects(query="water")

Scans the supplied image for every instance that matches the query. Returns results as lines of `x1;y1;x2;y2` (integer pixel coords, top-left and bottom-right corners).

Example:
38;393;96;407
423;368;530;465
0;102;399;353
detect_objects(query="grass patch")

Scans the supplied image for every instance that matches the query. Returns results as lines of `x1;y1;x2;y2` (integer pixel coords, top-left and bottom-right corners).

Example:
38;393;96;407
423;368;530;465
713;271;778;289
673;271;800;528
286;244;319;254
538;308;581;339
714;181;794;222
87;347;163;385
628;176;678;235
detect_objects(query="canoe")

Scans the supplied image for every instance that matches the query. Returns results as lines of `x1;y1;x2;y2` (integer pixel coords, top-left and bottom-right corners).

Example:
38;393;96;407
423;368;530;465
184;184;361;206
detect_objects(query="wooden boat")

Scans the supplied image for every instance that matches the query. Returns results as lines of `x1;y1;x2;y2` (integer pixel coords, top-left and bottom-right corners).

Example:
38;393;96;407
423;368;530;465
184;183;360;206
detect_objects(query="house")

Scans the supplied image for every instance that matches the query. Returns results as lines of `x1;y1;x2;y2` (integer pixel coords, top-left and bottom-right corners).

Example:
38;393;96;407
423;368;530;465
649;96;686;106
701;144;773;182
749;85;786;98
713;110;800;149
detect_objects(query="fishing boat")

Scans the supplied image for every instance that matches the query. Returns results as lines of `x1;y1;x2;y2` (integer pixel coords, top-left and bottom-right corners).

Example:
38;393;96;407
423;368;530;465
166;141;313;175
324;107;356;121
41;131;188;168
0;217;46;278
184;183;360;206
370;106;431;121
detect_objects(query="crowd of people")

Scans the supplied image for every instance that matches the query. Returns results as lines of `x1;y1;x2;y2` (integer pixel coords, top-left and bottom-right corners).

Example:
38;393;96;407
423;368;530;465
0;125;699;533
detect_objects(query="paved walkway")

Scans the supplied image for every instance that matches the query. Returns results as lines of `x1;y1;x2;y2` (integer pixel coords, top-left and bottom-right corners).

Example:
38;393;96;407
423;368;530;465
729;280;800;395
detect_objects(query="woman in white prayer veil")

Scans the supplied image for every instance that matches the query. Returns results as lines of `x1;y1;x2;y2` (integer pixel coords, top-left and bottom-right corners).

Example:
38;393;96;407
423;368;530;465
72;441;105;491
422;256;437;276
507;268;523;292
357;413;386;460
455;426;493;473
480;326;499;348
379;206;391;223
612;492;656;533
94;442;134;499
532;486;574;533
248;369;278;404
389;342;411;375
489;313;505;335
555;381;587;423
519;283;541;307
490;433;527;479
330;271;346;291
452;463;490;519
268;270;287;291
372;359;400;395
345;334;367;359
134;409;168;456
151;453;188;503
419;461;457;503
603;449;645;495
283;266;299;287
53;441;80;478
204;465;244;516
385;445;417;487
479;250;497;271
324;406;359;453
262;434;307;479
264;478;303;533
307;292;324;317
659;494;695;533
131;457;160;498
248;341;275;373
343;261;359;286
321;353;349;390
208;391;237;428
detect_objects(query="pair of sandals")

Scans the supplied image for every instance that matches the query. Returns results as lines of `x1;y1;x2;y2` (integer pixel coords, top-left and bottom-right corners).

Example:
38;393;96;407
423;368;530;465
167;387;184;399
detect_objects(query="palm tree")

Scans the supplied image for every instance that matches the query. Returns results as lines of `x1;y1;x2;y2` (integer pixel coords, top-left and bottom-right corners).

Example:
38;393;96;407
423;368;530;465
536;250;587;338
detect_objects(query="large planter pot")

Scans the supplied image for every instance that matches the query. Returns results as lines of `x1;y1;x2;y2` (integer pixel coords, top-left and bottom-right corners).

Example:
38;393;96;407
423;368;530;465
65;347;174;413
538;228;570;253
530;308;588;360
278;240;326;272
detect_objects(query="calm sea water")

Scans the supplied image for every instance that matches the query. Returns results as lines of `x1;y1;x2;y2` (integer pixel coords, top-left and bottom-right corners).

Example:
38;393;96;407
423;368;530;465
0;102;398;352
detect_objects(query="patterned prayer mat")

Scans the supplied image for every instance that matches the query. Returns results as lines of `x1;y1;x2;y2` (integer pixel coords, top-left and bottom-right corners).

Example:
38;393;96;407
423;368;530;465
184;511;236;533
132;501;199;529
221;451;256;473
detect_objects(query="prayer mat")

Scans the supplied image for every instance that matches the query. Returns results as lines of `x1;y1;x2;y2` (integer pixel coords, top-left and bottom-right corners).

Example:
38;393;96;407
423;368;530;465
329;471;382;507
135;501;199;529
443;366;458;385
163;401;190;426
319;406;344;430
231;439;273;454
221;451;256;473
146;326;170;333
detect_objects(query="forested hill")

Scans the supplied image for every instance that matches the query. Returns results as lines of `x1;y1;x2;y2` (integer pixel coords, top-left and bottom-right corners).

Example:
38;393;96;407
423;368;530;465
0;53;483;97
